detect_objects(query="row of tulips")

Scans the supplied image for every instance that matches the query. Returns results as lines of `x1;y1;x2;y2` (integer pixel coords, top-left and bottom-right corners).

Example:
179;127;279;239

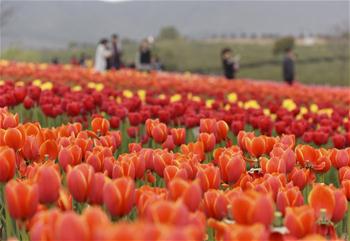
1;105;350;240
0;61;349;149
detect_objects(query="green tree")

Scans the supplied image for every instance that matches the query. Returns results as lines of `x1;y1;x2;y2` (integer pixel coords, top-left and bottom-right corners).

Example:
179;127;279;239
273;36;295;55
158;26;181;40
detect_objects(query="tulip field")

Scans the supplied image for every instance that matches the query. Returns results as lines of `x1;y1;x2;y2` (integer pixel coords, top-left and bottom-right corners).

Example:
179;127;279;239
0;60;350;241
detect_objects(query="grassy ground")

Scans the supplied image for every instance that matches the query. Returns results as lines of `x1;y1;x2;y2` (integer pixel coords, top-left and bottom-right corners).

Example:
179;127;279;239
1;39;349;86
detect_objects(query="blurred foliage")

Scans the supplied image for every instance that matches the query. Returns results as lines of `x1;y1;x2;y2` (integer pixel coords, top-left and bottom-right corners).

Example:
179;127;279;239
273;36;295;55
1;39;349;86
157;26;181;40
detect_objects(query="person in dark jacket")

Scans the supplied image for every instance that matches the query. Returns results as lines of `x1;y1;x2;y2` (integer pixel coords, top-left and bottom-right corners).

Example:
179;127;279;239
137;39;152;71
109;34;122;70
283;47;295;85
221;48;239;79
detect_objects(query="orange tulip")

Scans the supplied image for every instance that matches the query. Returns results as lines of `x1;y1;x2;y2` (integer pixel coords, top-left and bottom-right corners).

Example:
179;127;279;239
260;156;286;174
112;160;135;179
208;219;268;241
145;119;160;137
180;141;205;162
230;190;274;227
151;123;168;144
276;186;304;215
288;167;315;191
39;139;58;161
87;173;110;205
330;148;350;169
168;178;202;212
284;205;316;238
200;118;216;134
245;136;267;157
144;200;190;226
0;110;19;129
153;151;173;177
58;144;82;171
54;211;89;240
342;180;350;201
82;206;110;237
331;188;348;223
29;208;61;241
196;165;221;192
0;146;16;182
103;177;135;217
67;163;95;202
5;179;39;219
22;136;41;162
218;153;245;184
4;127;25;150
201;190;228;220
215;120;229;142
35;165;61;204
163;165;188;186
91;117;110;135
198;133;216;152
170;128;186;146
308;184;335;220
56;189;72;211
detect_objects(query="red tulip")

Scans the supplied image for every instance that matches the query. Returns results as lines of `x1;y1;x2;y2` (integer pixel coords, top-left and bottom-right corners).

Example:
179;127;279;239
332;134;346;149
109;116;120;129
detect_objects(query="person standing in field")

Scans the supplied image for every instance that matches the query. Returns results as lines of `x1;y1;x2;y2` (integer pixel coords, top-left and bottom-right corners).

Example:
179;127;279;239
221;48;239;79
94;38;112;72
136;39;152;71
108;34;122;70
282;47;296;85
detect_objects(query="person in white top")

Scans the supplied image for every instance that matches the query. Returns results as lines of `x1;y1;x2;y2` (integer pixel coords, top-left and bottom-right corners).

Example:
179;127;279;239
94;39;112;72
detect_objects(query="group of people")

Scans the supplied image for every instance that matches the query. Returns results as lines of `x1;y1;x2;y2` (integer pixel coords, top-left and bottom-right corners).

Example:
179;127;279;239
221;47;296;85
94;34;163;73
94;34;122;72
92;33;295;85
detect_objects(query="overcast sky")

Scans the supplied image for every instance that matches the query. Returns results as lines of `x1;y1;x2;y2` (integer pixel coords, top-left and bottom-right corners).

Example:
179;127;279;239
1;0;349;49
